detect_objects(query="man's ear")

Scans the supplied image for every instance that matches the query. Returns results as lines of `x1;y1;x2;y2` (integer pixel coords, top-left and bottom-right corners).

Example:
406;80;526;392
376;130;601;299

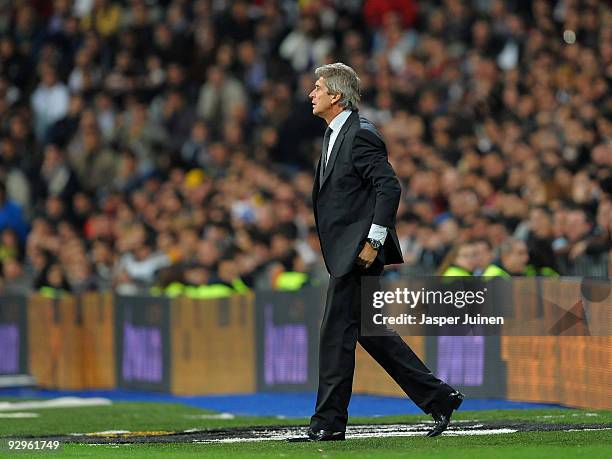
331;92;341;105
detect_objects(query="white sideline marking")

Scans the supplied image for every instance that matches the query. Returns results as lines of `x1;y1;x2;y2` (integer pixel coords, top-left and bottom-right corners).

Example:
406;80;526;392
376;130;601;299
0;397;112;411
86;444;126;447
0;412;40;418
69;422;612;445
566;428;612;432
184;413;236;420
191;424;521;443
537;413;599;419
70;430;130;436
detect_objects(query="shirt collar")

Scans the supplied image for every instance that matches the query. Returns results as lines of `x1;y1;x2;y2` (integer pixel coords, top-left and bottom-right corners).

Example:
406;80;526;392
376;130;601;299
328;110;353;133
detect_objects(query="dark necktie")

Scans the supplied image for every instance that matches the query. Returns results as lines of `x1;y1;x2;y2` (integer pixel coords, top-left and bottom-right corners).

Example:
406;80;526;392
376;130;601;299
321;126;333;178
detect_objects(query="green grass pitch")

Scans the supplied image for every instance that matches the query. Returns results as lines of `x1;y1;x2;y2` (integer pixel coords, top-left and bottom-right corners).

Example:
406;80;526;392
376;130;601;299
0;401;610;458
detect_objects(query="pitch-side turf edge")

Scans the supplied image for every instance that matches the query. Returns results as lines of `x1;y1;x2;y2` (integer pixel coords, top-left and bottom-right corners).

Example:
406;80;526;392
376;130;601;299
17;421;612;444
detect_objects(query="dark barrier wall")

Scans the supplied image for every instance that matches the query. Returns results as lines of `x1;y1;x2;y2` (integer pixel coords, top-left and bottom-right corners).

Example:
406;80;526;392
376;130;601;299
255;288;506;399
502;336;612;409
170;294;255;395
255;287;325;391
0;295;27;376
115;296;171;392
425;335;506;399
81;293;115;388
256;288;506;397
29;295;83;389
0;285;610;409
500;278;612;409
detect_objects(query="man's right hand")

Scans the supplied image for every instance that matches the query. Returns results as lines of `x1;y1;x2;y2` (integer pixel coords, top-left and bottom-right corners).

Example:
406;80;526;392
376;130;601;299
355;241;379;269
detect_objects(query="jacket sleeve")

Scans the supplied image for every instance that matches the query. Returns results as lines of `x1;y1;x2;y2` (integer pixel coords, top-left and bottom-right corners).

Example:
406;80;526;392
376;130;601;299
351;127;401;228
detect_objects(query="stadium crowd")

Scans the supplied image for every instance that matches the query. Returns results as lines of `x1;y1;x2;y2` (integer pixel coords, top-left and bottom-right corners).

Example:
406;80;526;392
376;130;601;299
0;0;610;297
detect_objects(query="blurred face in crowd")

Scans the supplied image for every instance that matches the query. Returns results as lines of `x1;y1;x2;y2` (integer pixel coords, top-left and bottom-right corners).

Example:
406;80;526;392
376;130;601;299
488;222;508;247
45;196;65;219
209;142;228;165
438;218;459;245
571;171;595;204
196;239;220;267
41;144;63;173
441;169;461;195
592;144;612;167
529;207;553;239
135;244;152;261
501;240;529;274
207;66;224;87
483;153;505;180
472;20;490;47
2;257;23;280
191;120;208;142
154;23;172;47
47;264;65;287
454;243;477;272
1;229;18;249
596;199;612;230
92;240;112;265
82;127;101;152
565;209;592;242
9;115;27;139
39;64;57;86
218;259;238;282
473;241;493;271
271;233;292;258
449;189;479;218
185;266;207;285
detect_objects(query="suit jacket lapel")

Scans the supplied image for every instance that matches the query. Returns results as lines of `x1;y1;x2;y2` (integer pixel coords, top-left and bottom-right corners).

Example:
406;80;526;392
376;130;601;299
320;111;357;189
312;157;321;202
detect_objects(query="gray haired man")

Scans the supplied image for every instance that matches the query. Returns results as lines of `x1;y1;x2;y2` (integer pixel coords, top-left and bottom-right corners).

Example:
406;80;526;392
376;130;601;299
291;63;463;442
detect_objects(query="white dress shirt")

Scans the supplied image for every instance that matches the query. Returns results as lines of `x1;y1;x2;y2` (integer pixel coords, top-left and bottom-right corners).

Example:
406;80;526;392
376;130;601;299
325;110;388;245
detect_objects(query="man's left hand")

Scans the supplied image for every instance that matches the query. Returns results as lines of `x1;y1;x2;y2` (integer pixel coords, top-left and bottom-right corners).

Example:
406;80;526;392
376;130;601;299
356;242;379;269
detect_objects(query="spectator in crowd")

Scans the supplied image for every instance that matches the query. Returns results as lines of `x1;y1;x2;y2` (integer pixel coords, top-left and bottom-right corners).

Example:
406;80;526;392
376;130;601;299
67;113;117;193
35;262;71;297
0;137;31;217
472;238;494;276
197;65;247;136
38;143;80;204
558;205;609;276
0;228;22;263
438;241;477;277
482;237;530;277
30;63;69;140
1;256;29;294
520;206;559;276
0;183;28;243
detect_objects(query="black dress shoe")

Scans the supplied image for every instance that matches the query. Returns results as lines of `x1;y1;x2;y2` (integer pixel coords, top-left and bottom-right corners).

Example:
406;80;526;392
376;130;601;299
426;391;464;437
287;428;345;442
308;428;345;441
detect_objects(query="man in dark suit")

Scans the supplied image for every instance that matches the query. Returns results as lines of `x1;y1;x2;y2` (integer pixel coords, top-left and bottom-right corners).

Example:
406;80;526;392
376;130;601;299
301;63;463;441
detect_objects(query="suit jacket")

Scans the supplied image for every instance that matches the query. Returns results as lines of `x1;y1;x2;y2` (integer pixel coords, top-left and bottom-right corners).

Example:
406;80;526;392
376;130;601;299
312;111;403;277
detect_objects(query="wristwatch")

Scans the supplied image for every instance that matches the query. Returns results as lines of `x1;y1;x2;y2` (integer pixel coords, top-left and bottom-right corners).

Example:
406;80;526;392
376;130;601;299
366;238;382;250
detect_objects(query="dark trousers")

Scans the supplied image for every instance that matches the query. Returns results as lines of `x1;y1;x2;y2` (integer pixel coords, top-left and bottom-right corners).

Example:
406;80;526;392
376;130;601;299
310;259;454;432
